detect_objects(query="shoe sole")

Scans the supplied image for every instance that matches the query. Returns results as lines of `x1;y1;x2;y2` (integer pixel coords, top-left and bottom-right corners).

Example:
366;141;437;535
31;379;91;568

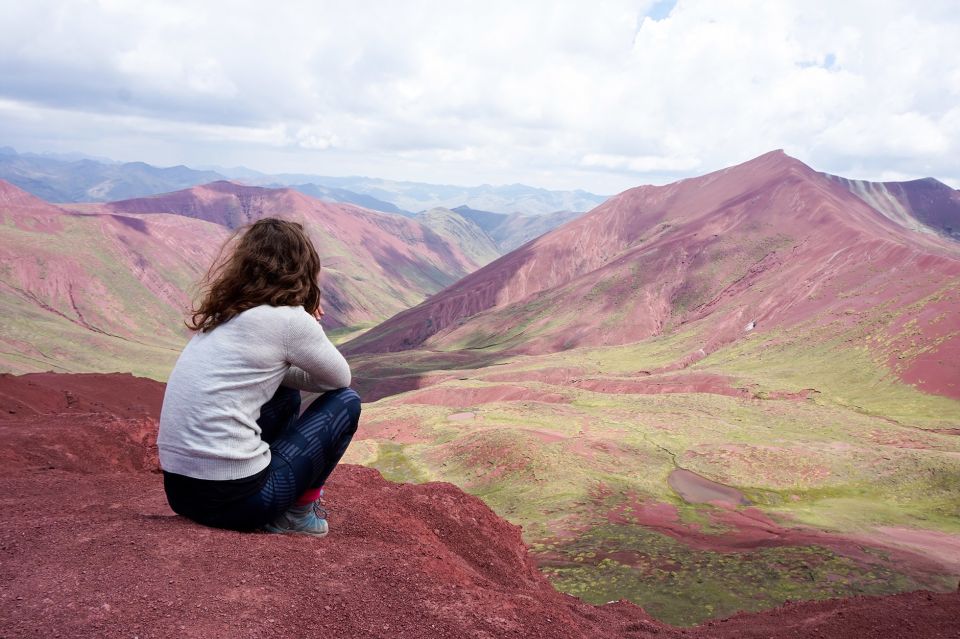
262;523;329;537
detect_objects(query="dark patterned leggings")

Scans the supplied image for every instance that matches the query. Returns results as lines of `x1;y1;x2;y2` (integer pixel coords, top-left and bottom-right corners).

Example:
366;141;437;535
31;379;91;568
167;386;361;530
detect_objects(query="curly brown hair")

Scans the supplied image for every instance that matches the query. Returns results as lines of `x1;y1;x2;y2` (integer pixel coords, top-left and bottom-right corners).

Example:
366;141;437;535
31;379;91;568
187;217;322;333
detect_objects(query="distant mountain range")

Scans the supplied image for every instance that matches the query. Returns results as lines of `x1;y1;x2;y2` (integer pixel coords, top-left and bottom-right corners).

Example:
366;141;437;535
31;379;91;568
245;171;607;216
453;205;584;252
0;146;224;203
0;146;606;216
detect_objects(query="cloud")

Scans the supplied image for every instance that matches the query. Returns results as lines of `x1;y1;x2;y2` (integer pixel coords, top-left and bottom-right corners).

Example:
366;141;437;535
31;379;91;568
581;153;701;173
0;0;958;191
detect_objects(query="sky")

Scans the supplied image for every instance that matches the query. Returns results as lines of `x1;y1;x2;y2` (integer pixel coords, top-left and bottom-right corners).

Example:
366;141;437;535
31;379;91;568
1;0;958;193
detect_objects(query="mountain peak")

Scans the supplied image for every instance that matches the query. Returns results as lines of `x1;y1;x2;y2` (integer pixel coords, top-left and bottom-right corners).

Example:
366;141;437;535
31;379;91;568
733;148;812;173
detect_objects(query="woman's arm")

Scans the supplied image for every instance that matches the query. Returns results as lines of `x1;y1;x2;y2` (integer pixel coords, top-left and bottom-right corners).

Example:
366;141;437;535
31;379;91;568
282;308;352;392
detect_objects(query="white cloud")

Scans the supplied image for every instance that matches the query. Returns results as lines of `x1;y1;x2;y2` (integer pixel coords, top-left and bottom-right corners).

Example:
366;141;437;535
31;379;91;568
0;0;958;191
581;153;701;173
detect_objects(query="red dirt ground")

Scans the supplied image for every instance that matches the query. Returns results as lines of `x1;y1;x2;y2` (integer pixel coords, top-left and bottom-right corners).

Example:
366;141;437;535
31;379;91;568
1;372;958;638
353;417;427;444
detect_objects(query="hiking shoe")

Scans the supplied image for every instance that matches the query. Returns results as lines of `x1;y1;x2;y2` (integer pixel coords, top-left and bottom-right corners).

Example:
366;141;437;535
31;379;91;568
263;502;329;537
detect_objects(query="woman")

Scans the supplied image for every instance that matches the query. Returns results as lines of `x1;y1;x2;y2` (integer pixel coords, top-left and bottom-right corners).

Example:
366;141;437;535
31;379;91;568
157;217;361;537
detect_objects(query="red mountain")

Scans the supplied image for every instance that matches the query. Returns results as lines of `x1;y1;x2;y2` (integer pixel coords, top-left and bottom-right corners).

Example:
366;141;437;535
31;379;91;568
345;151;960;398
72;181;485;326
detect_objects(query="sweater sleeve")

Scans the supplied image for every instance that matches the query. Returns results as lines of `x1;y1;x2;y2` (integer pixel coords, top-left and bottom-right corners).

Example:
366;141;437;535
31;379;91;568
282;308;352;392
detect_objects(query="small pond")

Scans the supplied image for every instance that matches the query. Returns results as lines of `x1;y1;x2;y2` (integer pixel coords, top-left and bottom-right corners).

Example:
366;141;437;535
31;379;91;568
668;468;751;506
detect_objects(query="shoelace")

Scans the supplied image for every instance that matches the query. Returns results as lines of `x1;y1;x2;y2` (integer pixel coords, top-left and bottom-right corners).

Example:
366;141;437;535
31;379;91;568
312;501;329;520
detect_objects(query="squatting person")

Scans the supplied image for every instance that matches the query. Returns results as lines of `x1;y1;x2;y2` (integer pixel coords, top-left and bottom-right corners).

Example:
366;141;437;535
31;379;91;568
157;217;361;537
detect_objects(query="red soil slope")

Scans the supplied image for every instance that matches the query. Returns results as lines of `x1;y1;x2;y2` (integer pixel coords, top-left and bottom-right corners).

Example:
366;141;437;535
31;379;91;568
1;372;957;638
346;151;960;398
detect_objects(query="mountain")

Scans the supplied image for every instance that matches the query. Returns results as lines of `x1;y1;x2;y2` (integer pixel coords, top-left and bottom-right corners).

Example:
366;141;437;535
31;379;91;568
68;181;490;328
0;175;66;224
828;174;960;240
346;151;960;398
455;204;585;252
7;151;959;625
415;207;502;267
0;148;225;202
0;145;118;164
492;210;584;252
450;204;506;234
2;147;608;216
3;371;958;639
285;182;409;215
0;179;488;376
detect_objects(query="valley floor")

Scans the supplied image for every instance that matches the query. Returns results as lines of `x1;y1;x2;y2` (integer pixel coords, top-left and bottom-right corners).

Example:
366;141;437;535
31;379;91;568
344;329;960;625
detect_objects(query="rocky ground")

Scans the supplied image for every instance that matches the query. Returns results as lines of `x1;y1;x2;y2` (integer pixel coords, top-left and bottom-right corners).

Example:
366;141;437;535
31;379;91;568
1;372;957;638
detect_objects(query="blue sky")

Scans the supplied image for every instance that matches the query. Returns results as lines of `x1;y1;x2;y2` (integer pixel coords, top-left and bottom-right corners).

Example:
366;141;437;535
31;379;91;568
647;0;677;21
1;0;958;192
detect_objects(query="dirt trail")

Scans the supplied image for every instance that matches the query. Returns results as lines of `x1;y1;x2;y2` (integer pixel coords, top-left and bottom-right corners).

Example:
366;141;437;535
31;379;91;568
1;372;957;638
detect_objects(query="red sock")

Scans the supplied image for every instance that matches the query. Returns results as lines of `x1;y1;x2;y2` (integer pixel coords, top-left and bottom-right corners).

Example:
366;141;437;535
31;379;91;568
295;487;322;506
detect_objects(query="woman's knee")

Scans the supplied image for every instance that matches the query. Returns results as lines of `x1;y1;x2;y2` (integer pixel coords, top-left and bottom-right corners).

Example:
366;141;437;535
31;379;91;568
337;387;362;422
304;387;361;422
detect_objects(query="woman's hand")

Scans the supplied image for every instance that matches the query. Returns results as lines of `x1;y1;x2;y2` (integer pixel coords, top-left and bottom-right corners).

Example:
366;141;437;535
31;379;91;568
313;304;325;323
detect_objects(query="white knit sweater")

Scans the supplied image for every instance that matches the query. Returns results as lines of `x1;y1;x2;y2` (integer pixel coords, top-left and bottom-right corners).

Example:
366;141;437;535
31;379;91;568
157;304;352;480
